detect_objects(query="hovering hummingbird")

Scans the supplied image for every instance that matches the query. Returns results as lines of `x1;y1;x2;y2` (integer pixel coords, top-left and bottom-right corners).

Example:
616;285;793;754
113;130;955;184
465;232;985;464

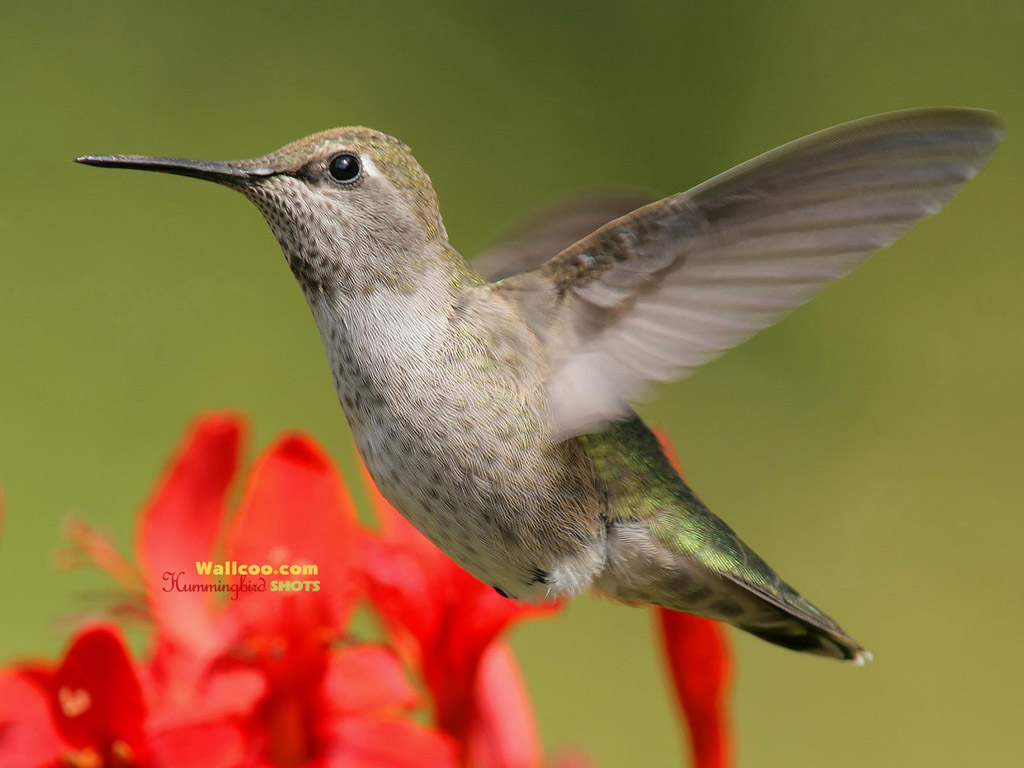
78;108;1003;663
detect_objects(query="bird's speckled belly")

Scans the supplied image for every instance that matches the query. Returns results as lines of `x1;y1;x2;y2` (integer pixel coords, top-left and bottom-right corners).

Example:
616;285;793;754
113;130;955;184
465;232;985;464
342;383;607;601
316;284;608;600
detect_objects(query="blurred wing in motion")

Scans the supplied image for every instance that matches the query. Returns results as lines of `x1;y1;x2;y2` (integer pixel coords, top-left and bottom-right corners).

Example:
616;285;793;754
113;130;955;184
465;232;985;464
473;190;654;281
497;108;1005;438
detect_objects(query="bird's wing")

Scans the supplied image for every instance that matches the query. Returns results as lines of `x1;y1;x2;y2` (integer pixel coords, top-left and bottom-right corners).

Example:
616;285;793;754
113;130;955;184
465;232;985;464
473;190;654;281
496;108;1004;438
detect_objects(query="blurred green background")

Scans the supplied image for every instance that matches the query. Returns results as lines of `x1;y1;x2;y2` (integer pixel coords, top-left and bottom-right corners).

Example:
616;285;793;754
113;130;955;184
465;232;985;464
2;1;1022;765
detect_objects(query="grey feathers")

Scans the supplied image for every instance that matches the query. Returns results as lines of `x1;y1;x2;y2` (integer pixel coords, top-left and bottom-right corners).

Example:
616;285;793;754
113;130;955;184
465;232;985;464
499;108;1005;437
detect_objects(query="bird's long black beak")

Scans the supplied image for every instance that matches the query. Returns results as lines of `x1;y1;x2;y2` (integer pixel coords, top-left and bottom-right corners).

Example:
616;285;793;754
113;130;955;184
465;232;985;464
74;154;275;185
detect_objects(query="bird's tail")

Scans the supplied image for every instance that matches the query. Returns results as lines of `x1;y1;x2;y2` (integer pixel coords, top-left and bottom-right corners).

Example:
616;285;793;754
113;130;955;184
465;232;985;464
728;594;872;664
588;416;871;663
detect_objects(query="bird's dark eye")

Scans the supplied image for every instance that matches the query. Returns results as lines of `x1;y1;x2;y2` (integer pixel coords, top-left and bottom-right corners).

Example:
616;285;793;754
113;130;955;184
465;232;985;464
328;153;361;183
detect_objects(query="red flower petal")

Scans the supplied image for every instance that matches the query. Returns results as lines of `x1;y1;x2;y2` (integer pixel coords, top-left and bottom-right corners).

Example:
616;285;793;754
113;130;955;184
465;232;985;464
50;623;148;760
464;641;541;768
356;528;445;664
137;414;244;653
147;720;248;768
144;664;266;732
321;646;418;716
224;434;360;634
427;567;557;745
320;717;458;768
657;608;732;768
0;669;62;768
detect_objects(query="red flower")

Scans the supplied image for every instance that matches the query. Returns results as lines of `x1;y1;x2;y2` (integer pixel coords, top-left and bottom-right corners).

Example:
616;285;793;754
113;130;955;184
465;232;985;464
10;415;457;768
0;666;62;768
0;622;247;768
358;464;558;768
463;641;542;768
138;415;457;768
657;610;732;768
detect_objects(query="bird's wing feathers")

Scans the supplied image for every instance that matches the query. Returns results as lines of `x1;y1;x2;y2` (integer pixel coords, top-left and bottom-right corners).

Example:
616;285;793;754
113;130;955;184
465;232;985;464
498;108;1004;438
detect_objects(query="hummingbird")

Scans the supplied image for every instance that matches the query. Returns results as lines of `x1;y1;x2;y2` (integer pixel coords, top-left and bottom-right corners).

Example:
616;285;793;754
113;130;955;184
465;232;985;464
77;108;1003;663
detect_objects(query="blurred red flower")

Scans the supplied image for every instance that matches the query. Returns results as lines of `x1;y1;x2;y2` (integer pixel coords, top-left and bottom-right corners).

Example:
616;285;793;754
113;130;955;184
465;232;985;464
0;414;733;768
658;610;732;768
2;416;455;768
0;622;252;768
